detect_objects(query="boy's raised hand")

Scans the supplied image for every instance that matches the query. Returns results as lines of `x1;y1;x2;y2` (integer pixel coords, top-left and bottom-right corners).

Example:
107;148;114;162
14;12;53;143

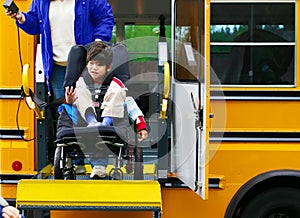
65;86;77;104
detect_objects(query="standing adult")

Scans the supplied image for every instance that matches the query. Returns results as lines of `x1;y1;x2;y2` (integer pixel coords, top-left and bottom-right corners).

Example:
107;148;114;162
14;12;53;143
6;0;114;173
6;0;114;100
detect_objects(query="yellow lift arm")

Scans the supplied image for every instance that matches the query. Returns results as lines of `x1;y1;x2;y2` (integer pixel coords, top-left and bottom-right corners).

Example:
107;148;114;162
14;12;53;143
159;62;170;119
22;64;44;120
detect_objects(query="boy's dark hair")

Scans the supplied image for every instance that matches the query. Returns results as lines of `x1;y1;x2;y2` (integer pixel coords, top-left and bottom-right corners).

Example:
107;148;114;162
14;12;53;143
86;41;113;67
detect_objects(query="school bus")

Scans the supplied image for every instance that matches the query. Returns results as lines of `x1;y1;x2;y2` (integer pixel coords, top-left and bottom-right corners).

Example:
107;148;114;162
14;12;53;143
1;0;300;217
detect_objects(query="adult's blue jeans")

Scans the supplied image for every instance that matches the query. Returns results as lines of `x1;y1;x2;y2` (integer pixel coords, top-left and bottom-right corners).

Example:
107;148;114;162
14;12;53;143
50;64;66;100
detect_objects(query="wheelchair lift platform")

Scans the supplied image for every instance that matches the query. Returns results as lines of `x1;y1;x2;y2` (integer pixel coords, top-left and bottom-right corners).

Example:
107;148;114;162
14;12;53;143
17;179;162;217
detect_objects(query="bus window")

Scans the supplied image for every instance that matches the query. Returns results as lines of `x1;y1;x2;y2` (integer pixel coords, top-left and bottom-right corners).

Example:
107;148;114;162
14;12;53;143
124;24;171;60
174;0;204;82
122;24;171;77
122;24;172;125
210;2;295;86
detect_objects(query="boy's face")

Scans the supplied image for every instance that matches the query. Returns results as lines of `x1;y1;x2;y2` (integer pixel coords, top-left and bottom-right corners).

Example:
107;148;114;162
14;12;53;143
87;60;111;83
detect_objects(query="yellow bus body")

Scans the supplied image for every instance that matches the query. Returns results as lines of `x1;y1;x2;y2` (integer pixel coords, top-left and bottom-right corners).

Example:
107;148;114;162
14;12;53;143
0;0;36;199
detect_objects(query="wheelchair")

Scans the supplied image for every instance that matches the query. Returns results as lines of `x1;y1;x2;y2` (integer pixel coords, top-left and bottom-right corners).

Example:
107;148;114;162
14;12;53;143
53;42;144;180
53;124;141;180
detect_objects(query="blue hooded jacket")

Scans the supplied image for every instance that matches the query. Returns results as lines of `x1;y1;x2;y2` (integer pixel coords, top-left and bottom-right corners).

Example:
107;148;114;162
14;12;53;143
16;0;114;94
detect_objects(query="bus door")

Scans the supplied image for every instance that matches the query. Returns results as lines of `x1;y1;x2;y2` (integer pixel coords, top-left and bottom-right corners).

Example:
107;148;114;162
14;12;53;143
170;0;209;199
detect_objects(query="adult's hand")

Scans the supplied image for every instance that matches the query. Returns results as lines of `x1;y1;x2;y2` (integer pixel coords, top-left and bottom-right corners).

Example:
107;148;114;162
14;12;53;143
5;10;25;24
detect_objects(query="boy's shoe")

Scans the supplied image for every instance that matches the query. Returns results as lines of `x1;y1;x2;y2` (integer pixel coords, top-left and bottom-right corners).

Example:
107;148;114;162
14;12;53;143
74;165;86;174
90;165;107;179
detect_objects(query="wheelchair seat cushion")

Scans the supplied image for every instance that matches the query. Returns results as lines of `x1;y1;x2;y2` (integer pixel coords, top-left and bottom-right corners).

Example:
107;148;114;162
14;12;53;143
56;125;127;144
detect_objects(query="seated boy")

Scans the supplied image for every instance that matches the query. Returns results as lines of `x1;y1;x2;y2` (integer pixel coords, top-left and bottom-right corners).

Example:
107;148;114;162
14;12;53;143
64;41;148;179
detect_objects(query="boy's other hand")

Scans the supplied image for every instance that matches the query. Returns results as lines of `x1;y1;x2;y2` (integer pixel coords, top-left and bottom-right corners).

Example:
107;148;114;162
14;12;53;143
137;129;148;142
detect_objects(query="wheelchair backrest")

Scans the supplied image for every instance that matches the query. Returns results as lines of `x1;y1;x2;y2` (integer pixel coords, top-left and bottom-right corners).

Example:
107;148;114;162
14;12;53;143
63;42;130;89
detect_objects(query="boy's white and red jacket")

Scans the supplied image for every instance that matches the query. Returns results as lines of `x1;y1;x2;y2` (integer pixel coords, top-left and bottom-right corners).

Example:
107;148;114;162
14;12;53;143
65;77;147;131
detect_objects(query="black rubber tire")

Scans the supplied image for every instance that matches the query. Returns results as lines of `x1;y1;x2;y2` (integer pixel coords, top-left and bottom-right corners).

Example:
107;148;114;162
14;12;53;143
53;147;64;179
240;187;300;218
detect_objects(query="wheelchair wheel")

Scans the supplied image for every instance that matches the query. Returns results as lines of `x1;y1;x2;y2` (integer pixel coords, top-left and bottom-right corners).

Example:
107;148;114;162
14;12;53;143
53;146;64;179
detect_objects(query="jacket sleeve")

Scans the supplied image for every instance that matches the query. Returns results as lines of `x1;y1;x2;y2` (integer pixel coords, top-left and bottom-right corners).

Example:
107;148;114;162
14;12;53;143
91;0;114;41
124;97;147;131
125;96;144;121
16;0;42;35
136;116;147;131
